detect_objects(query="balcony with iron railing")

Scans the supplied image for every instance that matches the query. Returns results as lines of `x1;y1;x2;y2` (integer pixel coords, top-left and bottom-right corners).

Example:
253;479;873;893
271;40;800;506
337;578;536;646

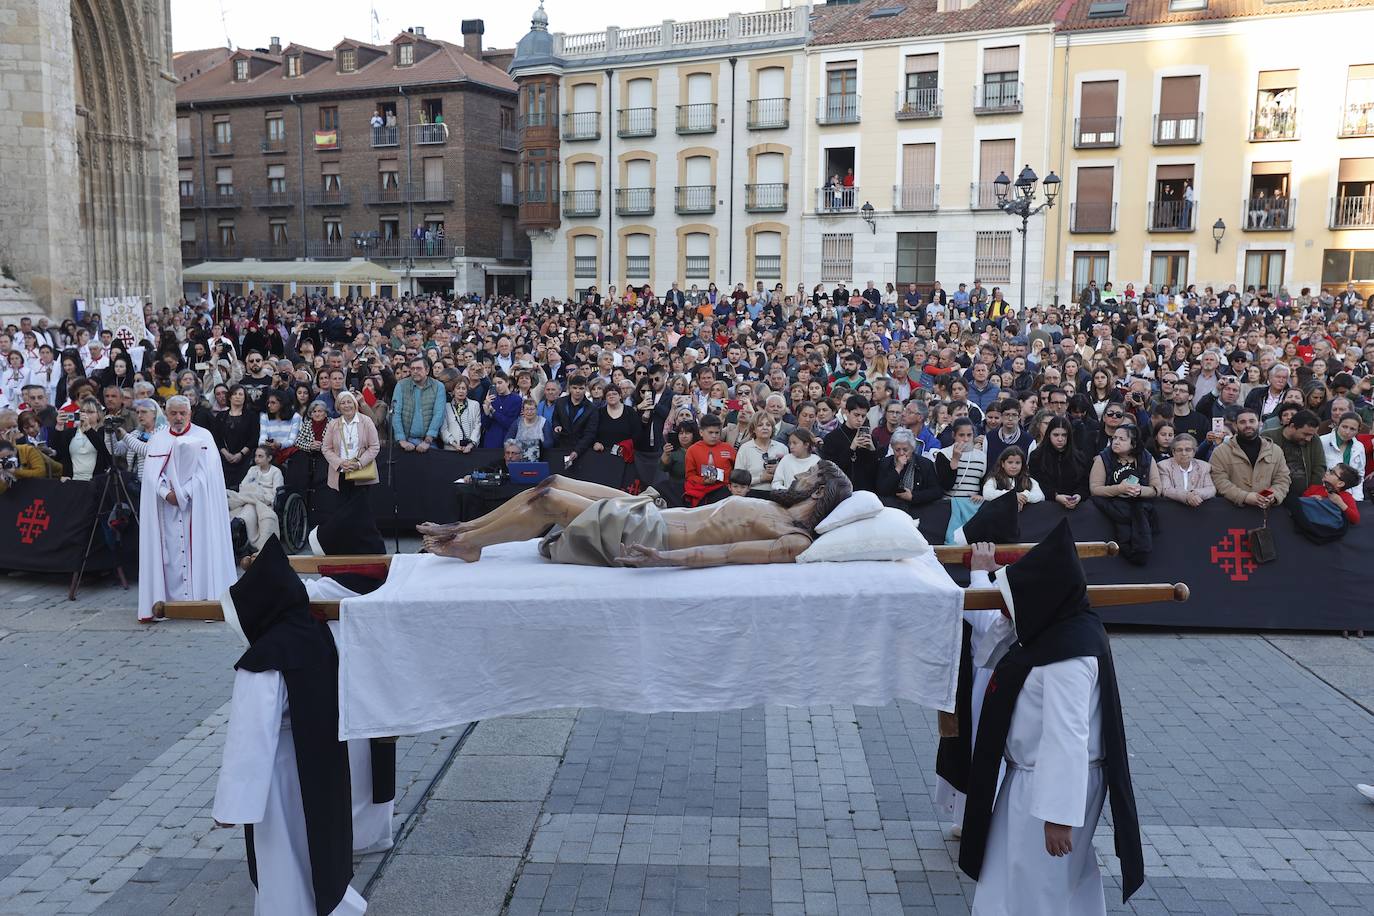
1153;113;1203;145
745;183;788;212
305;240;351;260
1330;195;1374;229
893;184;939;212
815;186;859;213
414;122;449;145
371;126;399;148
562;111;601;141
260;136;287;154
206;137;233;156
626;255;650;279
675;185;716;215
747;98;788;130
180;240;202;261
615;187;654;217
563;189;601;218
306;187;350;207
518;189;550;205
617;108;656;138
1070;202;1117;233
518;112;550;130
203;188;241;209
204;241;242;260
363;184;406;205
1074;117;1121;149
969;182;1002;210
1250;107;1298;141
500;127;520;150
817;93;860;125
255;241;301;260
1244;198;1295;231
973;81;1022;114
677;103;717;135
1148;200;1197;232
409;181;455;203
895;88;941;120
178;190;198;209
555;8;807;61
252;188;295;208
497;186;517;207
754;255;781;280
685;255;711;280
177;138;193;158
1339;103;1374;138
374;239;459;259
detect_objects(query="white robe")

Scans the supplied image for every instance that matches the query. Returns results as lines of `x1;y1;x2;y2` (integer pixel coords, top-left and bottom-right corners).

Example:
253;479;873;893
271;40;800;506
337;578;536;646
935;569;1017;826
972;655;1106;916
309;579;396;855
213;668;368;916
137;424;237;621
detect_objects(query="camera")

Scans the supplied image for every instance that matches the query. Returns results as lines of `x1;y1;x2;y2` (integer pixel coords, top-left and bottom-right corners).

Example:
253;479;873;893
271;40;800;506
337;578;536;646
0;455;17;471
102;415;124;431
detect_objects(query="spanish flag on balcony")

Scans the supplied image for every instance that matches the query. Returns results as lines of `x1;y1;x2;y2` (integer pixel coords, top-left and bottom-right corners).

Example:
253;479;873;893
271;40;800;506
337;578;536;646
314;130;338;149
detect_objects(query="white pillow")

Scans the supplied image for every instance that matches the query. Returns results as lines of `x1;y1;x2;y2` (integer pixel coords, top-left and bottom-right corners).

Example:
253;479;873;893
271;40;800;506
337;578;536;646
813;490;884;535
798;508;931;563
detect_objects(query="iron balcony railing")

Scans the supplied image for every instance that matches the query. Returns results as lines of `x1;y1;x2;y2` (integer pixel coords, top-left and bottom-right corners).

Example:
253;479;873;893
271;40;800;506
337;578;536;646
1074;117;1121;149
617;108;656;138
255;242;301;260
1153;113;1203;145
260;136;287;154
745;183;788;212
816;186;859;212
1339;103;1374;138
1148;199;1197;231
500;127;520;150
363;184;405;205
411;182;455;203
374;239;458;259
180;240;202;260
615;187;654;216
626;255;650;279
204;241;241;260
895;88;941;120
252;189;294;208
517;112;549;130
970;182;1002;210
371;126;399;148
676;103;717;134
754;255;781;280
414;122;448;145
817;93;860;125
1244;197;1295;231
1070;202;1117;233
497;186;517;207
1330;195;1374;229
562;111;601;141
177;138;193;158
305;240;351;259
1250;107;1297;141
517;189;550;205
306;188;350;207
203;189;241;209
974;81;1022;114
747;98;789;130
206;137;233;155
563;189;601;218
178;191;198;209
574;256;598;277
684;255;711;279
675;185;716;215
893;184;939;212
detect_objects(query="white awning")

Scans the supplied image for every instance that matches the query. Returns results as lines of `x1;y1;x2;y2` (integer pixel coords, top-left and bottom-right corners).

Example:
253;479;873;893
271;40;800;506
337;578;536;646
182;259;400;285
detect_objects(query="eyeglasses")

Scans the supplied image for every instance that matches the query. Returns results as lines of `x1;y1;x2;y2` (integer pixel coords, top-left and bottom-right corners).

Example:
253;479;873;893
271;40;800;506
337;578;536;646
1105;410;1126;419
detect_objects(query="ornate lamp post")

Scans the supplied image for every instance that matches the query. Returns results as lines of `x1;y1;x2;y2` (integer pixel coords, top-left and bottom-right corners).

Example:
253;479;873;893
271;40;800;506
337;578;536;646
993;164;1059;313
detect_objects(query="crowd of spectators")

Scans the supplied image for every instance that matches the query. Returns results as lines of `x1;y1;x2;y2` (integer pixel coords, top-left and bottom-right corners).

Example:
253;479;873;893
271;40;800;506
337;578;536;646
1;275;1371;560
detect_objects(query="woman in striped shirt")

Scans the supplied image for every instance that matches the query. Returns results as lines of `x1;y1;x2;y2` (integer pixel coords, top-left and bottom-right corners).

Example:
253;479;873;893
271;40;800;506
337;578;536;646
934;417;987;542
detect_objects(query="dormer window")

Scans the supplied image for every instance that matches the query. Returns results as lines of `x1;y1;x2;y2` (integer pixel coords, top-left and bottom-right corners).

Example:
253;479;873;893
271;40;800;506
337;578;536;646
286;55;301;78
233;59;249;81
398;43;414;67
339;49;356;72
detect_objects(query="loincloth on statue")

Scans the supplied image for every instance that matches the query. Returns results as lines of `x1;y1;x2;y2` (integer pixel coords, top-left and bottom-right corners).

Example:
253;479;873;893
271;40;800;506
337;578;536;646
539;494;668;566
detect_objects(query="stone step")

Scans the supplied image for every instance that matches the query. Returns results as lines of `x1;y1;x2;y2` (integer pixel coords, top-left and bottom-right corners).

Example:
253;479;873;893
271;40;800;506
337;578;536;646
0;276;39;322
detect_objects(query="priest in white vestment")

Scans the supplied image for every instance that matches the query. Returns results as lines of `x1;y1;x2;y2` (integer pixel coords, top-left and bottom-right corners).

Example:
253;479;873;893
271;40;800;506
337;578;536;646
137;395;236;622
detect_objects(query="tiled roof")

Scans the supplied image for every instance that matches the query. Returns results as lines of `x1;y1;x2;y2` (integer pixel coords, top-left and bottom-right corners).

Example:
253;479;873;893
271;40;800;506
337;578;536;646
1058;0;1374;30
808;0;1064;45
172;47;232;82
176;35;516;105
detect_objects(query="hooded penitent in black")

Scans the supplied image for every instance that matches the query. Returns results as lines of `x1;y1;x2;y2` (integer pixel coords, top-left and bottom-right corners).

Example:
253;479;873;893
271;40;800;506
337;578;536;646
956;520;1144;903
223;536;355;916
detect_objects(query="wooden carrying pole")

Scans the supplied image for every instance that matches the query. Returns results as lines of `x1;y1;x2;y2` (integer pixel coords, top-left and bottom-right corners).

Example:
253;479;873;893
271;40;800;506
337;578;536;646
154;581;1188;622
283;542;1120;574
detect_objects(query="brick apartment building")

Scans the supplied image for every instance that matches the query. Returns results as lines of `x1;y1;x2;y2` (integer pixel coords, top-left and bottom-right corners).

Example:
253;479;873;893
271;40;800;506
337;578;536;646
174;21;530;298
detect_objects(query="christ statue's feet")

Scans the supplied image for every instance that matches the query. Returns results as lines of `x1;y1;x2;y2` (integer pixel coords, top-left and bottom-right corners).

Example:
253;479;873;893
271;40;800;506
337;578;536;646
422;531;482;563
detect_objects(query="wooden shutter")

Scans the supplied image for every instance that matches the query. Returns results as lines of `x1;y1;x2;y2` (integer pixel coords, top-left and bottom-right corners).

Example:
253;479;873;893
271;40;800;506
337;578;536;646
906;53;937;74
1156;164;1195;181
572;83;597;112
983;46;1019;74
1339;158;1374;182
1251;161;1291;176
979;139;1014;184
1159;75;1200;116
1080;80;1118;119
422;157;443;185
1257;70;1298;91
901;143;936;187
1074;166;1113;206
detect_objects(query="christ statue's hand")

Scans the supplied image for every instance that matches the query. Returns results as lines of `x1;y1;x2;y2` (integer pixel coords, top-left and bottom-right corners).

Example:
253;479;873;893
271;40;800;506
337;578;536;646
613;544;677;568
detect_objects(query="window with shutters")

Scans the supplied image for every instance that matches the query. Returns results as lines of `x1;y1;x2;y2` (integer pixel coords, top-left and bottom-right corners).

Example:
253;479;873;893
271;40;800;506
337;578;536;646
625;233;651;279
321;161;342;192
324;218;343;243
1076;80;1119;147
267;164;286;195
1247;161;1292;230
899;54;940;118
977;47;1020;112
974;232;1011;284
1244;251;1285;291
753;231;781;280
820;233;853;283
269;219;289;244
896;232;936;287
1342;65;1374;137
319;106;339;132
379;217;399;241
212;116;231;154
749;67;788;129
685;232;712;280
747;152;786;212
896;143;937;211
574;234;598;278
177;117;192;157
180;220;196;242
564;83;600;140
217;219;236;247
679;73;716;134
821;62;859;124
1073;252;1110;295
619;79;655;137
1155;75;1202;144
1333;158;1374;228
378;160;399;191
1253;70;1298;140
1150;164;1195;231
1322;249;1374;286
215;166;234;197
1071;166;1115;232
975;139;1013;209
1150;251;1189;290
178;168;194;202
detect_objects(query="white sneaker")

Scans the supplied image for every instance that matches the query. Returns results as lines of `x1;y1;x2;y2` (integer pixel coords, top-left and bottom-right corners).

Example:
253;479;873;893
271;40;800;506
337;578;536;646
946;823;962;840
1356;784;1374;802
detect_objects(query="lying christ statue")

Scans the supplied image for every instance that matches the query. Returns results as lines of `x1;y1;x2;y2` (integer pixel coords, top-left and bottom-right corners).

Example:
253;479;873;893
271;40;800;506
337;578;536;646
418;461;854;569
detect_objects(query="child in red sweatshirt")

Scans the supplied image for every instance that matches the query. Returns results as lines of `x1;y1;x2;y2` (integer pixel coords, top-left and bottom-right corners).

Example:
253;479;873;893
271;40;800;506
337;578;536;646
1302;464;1361;526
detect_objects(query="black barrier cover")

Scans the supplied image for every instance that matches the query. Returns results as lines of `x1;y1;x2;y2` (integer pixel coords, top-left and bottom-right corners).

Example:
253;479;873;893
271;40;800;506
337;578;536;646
0;476;120;573
919;500;1374;632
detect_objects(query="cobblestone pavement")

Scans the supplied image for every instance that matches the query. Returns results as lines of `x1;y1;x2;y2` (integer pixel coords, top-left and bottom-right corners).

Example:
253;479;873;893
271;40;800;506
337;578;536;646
5;563;1374;915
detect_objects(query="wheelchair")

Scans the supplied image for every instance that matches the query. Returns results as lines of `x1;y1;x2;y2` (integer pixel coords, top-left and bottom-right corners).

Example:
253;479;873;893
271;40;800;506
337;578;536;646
274;450;329;553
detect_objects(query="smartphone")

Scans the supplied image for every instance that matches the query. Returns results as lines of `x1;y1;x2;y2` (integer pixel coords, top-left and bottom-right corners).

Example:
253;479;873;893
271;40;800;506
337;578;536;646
1259;489;1274;499
725;398;742;411
1211;417;1226;435
194;362;208;371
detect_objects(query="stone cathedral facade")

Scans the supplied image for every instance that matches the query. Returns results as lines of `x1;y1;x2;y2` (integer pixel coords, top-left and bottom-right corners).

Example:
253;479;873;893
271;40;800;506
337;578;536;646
0;0;181;319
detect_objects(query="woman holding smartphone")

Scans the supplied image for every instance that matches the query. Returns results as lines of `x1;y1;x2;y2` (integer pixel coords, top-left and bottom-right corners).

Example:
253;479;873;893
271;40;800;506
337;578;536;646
735;413;787;493
1090;424;1162;565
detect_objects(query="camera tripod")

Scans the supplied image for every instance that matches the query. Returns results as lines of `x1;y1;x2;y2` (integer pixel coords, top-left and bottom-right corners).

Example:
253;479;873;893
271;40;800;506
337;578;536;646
68;457;139;601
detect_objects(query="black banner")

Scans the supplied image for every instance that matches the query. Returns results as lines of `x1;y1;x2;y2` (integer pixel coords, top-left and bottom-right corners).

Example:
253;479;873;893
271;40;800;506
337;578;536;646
918;500;1374;632
0;476;121;573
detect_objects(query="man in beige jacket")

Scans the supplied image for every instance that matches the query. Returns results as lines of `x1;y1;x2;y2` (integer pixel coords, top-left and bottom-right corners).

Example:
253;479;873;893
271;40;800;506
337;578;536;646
1208;407;1291;508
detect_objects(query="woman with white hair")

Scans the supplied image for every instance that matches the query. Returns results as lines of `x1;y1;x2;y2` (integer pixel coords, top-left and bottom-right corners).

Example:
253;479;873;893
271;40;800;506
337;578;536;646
114;398;165;479
322;390;380;503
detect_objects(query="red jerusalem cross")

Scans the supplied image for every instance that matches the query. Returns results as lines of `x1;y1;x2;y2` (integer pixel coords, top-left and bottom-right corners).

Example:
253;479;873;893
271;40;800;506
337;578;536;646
1209;528;1258;583
16;499;51;544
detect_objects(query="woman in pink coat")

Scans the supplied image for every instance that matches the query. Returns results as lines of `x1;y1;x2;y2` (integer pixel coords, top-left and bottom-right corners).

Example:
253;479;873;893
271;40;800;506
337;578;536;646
322;390;381;503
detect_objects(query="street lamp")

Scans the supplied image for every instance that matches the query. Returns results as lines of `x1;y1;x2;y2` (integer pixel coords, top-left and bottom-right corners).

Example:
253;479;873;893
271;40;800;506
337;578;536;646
1212;218;1226;253
860;201;876;234
992;165;1058;313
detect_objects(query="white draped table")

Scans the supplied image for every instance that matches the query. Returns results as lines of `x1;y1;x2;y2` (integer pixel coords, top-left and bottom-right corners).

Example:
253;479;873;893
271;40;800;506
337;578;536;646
336;542;964;741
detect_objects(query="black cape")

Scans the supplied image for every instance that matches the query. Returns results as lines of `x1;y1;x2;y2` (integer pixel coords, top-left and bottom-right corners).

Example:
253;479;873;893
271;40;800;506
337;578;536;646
956;521;1144;903
934;621;975;795
227;536;355;916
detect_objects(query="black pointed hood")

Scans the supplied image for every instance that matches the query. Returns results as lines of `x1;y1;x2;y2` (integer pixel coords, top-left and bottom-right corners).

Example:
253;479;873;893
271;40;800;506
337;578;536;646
998;519;1090;646
308;496;385;557
222;536;310;647
959;491;1020;545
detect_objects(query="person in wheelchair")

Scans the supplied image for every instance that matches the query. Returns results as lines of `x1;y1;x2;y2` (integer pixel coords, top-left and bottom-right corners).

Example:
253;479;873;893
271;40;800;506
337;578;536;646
228;445;284;555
